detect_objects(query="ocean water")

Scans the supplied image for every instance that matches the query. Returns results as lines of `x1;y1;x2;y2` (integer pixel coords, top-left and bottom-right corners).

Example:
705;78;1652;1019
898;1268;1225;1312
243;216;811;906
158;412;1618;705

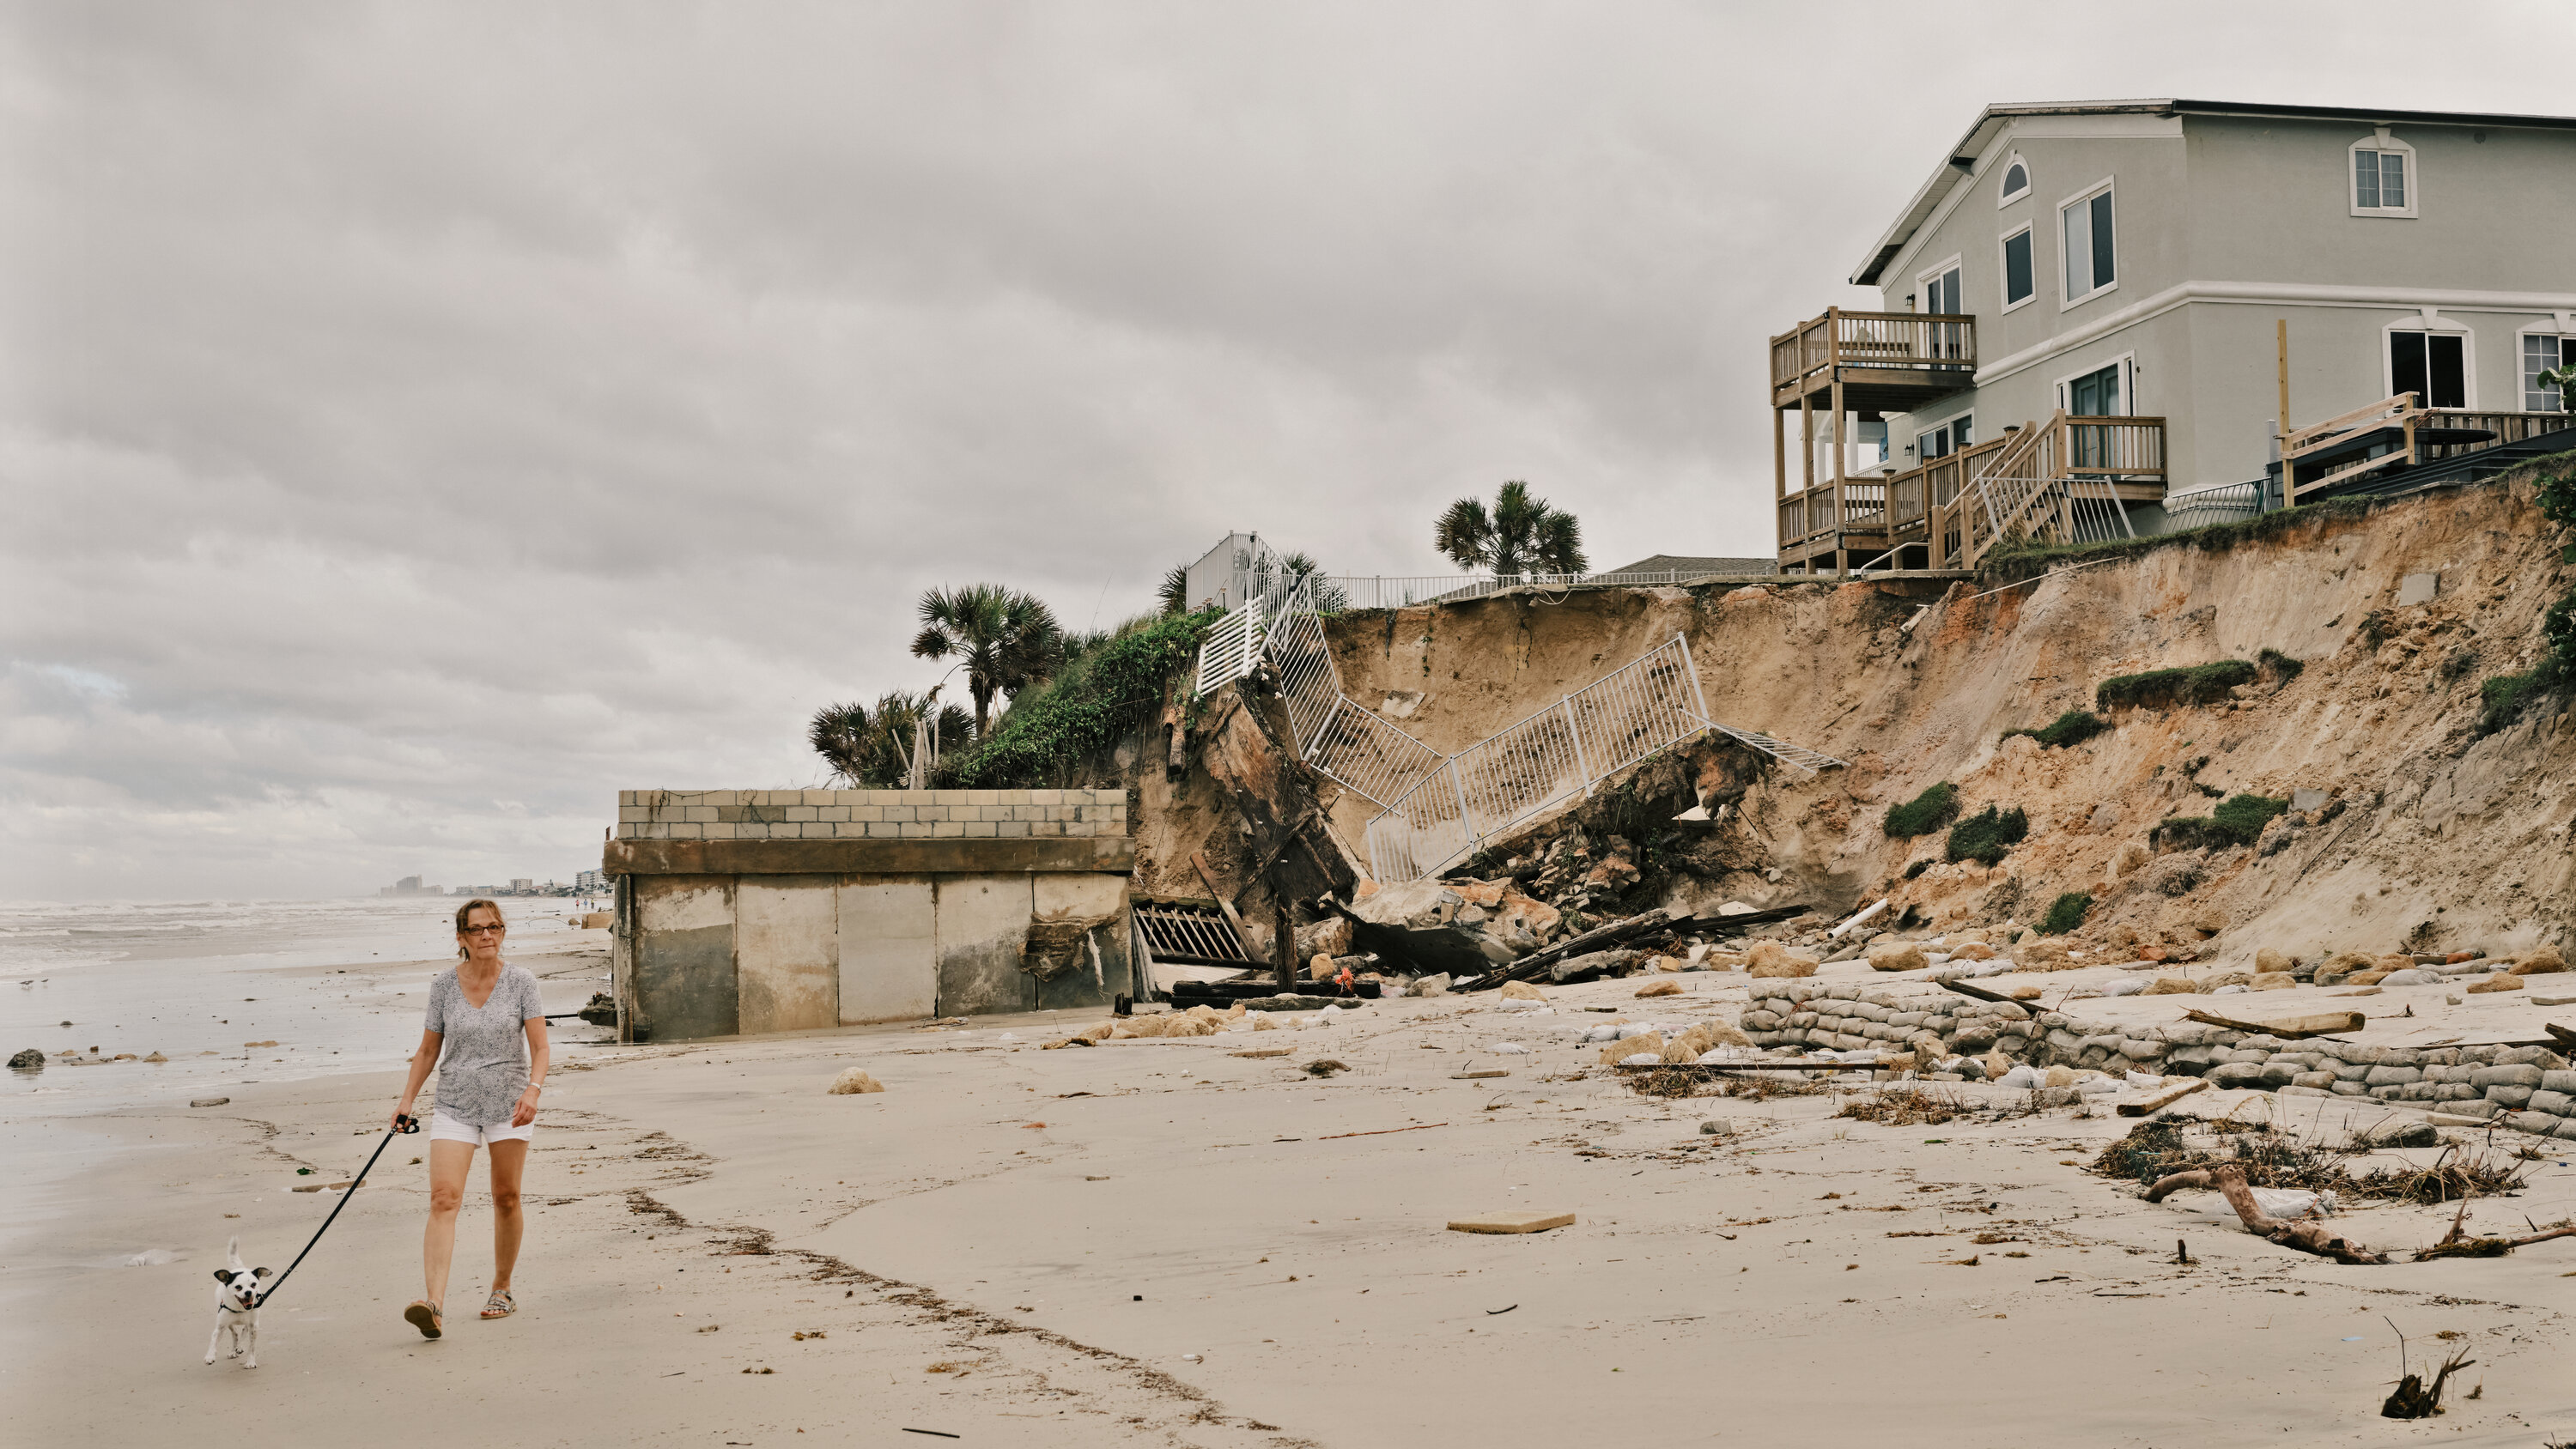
0;896;614;1257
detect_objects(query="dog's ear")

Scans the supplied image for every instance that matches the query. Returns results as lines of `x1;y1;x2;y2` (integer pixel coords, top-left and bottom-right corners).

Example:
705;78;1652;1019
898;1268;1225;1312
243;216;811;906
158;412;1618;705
215;1269;236;1284
253;1267;271;1278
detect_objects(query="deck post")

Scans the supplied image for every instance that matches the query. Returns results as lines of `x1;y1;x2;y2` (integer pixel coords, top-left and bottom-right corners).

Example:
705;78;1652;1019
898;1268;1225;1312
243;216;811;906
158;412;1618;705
1799;391;1814;496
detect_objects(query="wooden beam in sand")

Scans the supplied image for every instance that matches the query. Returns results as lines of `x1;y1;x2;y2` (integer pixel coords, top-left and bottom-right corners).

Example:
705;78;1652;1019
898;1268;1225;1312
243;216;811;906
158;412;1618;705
2180;1008;2364;1039
2117;1077;2210;1117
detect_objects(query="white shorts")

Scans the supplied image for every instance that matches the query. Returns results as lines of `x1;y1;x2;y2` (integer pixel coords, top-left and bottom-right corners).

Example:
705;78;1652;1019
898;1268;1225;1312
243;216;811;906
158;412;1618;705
429;1111;533;1148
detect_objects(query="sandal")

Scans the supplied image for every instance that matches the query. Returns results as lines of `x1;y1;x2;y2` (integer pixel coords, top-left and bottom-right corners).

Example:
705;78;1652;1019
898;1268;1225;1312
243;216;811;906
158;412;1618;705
404;1300;443;1339
480;1290;515;1320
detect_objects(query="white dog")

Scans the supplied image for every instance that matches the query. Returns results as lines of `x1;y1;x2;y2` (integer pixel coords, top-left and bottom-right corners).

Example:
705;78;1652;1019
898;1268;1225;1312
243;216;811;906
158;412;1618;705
205;1236;269;1368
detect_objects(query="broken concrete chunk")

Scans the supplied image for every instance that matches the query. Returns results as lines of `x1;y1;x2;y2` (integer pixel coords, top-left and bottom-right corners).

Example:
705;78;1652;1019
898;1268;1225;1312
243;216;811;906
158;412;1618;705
1635;979;1682;997
1498;980;1547;1003
1865;941;1929;973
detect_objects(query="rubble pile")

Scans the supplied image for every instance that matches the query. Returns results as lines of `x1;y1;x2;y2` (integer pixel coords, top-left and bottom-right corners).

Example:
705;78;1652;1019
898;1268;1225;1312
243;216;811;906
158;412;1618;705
1740;978;2576;1141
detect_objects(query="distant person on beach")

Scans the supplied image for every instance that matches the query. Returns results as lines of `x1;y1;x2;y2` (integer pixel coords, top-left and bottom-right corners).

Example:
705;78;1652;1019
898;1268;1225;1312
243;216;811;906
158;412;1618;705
389;898;549;1338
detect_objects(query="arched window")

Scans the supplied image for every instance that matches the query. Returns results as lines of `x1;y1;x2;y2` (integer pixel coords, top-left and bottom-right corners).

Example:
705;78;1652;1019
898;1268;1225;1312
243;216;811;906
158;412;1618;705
1997;155;2030;206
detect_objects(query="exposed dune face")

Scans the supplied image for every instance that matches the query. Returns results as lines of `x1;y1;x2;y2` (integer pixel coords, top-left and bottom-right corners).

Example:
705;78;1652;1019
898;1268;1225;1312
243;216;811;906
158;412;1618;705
1315;470;2573;963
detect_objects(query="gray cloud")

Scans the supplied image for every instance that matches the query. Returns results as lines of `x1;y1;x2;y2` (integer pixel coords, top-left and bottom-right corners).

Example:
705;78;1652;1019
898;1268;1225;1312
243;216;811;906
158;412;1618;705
0;1;2517;897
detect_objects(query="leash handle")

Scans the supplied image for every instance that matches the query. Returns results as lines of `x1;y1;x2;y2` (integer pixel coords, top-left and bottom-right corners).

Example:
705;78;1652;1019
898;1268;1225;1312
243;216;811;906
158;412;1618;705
258;1121;410;1304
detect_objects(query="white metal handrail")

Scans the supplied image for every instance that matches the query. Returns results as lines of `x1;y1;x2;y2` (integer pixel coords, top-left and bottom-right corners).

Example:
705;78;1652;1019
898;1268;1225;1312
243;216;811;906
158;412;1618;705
1364;636;1716;882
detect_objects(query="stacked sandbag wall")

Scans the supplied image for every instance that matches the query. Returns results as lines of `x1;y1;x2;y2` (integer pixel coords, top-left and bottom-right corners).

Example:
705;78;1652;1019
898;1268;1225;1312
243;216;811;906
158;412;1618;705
1739;979;2576;1142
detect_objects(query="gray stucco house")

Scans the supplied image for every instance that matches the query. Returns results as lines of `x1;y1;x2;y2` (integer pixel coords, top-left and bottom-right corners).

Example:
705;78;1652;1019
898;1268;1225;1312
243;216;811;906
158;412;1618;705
1770;99;2576;573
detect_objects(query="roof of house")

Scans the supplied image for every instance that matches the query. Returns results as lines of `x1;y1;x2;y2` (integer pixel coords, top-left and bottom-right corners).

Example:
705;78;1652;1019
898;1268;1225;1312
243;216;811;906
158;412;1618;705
1850;99;2576;286
1603;555;1777;578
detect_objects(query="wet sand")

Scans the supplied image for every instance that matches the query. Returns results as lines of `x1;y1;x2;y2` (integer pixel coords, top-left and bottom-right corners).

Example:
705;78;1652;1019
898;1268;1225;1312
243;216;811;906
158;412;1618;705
14;954;2576;1446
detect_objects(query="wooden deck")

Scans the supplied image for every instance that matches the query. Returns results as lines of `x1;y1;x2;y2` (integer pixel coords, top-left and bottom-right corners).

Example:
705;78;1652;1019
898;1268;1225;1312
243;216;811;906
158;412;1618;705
1777;414;2167;573
2285;393;2566;501
1769;307;1979;567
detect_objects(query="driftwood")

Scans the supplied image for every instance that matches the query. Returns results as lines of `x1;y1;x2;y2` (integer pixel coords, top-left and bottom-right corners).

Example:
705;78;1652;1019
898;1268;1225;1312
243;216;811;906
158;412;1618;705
2148;1166;2576;1266
1456;908;1673;991
2180;1008;2365;1039
2142;1164;2389;1264
2117;1077;2210;1116
1935;978;2034;1014
2381;1346;2475;1419
2411;1197;2576;1261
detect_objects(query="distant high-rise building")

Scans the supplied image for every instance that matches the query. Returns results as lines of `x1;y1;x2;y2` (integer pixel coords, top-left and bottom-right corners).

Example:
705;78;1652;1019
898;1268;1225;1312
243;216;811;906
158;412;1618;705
510;877;534;894
574;870;607;894
379;876;442;898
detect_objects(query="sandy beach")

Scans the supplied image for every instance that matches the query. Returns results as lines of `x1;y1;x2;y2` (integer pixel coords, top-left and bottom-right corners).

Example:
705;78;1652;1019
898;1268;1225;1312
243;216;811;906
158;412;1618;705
10;935;2575;1448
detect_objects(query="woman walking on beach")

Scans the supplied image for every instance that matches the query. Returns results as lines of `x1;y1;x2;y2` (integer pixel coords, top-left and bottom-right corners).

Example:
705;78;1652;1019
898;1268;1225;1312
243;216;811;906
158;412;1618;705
390;898;549;1338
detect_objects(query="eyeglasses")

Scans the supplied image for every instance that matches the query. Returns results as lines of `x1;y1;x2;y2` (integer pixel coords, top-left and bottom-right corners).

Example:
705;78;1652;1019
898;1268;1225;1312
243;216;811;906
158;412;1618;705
460;924;507;936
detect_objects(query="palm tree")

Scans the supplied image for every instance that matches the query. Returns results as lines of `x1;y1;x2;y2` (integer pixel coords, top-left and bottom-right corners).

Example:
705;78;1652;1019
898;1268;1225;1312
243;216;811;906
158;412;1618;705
1157;563;1191;616
1434;480;1588;580
811;692;974;787
1278;550;1349;613
910;584;1066;734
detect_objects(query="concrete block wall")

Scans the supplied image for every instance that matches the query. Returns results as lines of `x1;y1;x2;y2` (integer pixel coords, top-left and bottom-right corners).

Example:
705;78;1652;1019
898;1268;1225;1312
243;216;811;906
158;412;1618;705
615;788;1129;841
1740;979;2576;1143
620;869;1135;1040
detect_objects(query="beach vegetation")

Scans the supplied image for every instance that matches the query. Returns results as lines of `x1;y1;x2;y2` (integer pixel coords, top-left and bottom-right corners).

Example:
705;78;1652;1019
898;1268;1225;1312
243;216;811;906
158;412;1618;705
2095;659;2257;711
2001;710;2110;749
1434;480;1588;579
1882;782;1959;838
910;584;1069;734
810;692;975;788
2042;891;2093;935
1944;803;2028;865
940;609;1218;789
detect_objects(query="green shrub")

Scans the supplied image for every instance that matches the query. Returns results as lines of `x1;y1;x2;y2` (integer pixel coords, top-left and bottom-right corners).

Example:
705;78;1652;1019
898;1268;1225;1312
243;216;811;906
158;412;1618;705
2211;792;2289;843
1945;803;2028;865
945;609;1216;787
2257;647;2304;682
2153;793;2287;852
2095;659;2257;711
2476;670;2548;737
2042;891;2093;935
2002;710;2111;749
1883;781;1959;838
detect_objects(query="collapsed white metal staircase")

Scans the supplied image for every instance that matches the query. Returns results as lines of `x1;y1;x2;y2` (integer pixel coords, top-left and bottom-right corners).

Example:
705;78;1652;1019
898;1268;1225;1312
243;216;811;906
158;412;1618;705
1185;537;1847;882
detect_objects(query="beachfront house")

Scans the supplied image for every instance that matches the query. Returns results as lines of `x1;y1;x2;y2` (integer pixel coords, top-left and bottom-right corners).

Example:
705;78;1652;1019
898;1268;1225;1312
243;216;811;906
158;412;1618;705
1771;99;2576;573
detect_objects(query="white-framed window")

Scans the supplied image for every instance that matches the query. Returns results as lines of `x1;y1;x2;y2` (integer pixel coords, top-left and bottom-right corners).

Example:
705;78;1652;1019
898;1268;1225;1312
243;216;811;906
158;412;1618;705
1998;223;2035;312
2054;356;2131;416
1996;153;2030;207
2059;179;2117;306
2385;318;2471;409
2350;128;2417;218
2523;329;2574;412
1917;256;1963;317
1915;413;1973;462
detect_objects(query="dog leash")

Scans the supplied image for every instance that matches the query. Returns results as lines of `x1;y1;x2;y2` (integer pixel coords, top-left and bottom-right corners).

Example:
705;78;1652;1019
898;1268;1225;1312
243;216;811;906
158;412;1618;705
258;1113;421;1304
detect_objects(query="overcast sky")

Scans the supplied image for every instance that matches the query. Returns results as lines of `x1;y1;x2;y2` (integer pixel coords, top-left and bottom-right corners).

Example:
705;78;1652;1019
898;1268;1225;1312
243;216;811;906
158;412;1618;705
3;3;2547;900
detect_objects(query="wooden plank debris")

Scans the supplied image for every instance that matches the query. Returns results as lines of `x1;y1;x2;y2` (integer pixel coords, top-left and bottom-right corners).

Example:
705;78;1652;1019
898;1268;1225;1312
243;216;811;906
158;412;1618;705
2117;1077;2210;1117
2181;1008;2364;1039
1447;1210;1575;1235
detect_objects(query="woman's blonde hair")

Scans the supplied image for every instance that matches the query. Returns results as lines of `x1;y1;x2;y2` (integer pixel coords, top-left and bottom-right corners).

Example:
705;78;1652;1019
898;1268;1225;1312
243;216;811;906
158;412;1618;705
454;898;506;960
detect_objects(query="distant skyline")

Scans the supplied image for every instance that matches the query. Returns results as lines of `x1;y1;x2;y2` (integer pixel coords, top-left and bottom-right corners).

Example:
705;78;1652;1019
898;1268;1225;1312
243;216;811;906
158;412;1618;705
3;2;2542;898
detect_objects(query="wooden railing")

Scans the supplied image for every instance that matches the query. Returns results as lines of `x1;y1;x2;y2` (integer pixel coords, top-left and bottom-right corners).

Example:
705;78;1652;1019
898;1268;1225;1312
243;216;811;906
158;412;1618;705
1777;412;2165;570
1769;308;1977;392
2287;393;2568;500
1777;434;2008;563
1948;413;2169;568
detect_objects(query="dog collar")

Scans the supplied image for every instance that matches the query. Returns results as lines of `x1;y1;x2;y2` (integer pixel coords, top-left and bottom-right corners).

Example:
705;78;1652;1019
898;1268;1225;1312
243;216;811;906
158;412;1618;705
219;1300;253;1313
